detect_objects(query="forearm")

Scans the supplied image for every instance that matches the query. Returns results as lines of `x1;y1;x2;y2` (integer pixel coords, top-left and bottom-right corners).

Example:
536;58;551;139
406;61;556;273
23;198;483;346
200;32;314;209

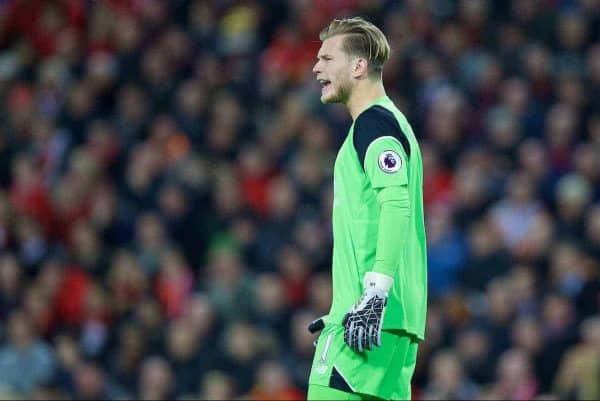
345;185;410;351
371;185;411;278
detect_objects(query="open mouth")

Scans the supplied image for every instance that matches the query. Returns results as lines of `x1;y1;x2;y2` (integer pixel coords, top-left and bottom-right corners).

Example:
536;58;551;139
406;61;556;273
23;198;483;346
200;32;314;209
318;79;331;89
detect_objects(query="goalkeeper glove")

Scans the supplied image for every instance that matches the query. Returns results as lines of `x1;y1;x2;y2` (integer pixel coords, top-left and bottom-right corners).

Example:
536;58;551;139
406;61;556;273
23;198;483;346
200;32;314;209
308;316;326;334
343;272;393;352
308;315;327;347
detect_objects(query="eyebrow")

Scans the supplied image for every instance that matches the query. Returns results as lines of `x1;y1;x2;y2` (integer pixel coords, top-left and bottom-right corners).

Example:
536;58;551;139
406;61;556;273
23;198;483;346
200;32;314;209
317;54;333;60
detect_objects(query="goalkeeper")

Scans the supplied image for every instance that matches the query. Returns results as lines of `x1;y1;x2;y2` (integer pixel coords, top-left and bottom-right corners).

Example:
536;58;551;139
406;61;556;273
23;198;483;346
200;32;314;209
308;17;428;401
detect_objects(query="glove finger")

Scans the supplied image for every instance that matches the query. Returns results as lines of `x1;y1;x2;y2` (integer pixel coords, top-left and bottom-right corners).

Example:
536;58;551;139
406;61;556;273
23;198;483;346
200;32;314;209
342;313;349;327
350;321;358;351
345;328;352;347
372;324;379;348
308;317;325;334
348;320;355;349
353;327;361;352
363;325;371;351
343;322;350;346
366;325;374;350
357;326;364;352
376;322;382;347
354;326;360;352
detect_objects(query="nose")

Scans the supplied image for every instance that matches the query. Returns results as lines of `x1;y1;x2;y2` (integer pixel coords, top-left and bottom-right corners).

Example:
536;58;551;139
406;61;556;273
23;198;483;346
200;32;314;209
312;60;321;75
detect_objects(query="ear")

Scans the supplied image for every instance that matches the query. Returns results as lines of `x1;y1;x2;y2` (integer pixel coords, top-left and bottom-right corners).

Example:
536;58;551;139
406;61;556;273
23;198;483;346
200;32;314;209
352;57;369;79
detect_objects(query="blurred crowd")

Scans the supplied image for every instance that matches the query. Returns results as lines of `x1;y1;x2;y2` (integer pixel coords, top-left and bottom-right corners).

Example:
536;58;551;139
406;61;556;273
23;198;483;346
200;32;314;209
0;0;598;400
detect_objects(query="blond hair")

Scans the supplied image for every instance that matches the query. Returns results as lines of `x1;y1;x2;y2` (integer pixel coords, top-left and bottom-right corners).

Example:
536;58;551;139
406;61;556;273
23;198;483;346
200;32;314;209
319;17;390;76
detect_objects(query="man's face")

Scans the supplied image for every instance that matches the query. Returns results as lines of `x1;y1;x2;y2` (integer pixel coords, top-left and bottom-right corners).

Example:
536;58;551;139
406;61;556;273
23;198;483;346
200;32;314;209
313;35;354;104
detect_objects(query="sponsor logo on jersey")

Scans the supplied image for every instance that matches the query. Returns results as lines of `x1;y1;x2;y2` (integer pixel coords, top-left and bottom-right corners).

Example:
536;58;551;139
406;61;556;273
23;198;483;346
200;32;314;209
378;150;402;173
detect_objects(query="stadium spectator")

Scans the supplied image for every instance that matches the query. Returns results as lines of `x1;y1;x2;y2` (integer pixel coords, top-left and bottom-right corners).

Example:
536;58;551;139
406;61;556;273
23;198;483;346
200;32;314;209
0;0;598;399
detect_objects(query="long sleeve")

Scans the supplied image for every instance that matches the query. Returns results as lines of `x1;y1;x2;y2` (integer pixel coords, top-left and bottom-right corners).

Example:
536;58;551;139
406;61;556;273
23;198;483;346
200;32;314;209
371;185;411;278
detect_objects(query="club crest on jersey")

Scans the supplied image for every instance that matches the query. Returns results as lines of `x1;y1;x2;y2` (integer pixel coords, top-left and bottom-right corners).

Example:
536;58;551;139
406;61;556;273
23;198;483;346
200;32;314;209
378;150;402;173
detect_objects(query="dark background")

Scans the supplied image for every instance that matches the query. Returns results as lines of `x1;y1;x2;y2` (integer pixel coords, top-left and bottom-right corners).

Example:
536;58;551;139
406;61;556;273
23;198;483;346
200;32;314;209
0;0;598;399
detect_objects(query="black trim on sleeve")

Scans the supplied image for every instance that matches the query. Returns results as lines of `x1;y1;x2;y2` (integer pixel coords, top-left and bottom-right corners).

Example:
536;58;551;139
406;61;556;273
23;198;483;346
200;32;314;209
353;105;411;170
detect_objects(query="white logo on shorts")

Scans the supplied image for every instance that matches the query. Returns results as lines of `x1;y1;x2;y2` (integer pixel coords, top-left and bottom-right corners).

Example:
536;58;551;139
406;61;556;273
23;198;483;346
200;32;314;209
316;365;328;374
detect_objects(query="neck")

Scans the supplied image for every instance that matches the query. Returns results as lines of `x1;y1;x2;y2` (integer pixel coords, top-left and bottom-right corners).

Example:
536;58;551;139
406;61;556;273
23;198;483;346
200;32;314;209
346;80;386;120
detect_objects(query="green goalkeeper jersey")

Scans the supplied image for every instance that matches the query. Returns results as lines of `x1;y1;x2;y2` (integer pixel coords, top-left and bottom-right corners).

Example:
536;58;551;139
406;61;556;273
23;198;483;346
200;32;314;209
327;95;427;340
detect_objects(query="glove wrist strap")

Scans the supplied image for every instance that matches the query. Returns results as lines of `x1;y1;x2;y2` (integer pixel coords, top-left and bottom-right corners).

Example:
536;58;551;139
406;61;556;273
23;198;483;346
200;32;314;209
364;271;393;296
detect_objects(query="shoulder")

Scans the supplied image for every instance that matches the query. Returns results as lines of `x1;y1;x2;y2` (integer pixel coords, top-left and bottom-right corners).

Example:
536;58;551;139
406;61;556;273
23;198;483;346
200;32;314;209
354;106;399;139
353;106;410;169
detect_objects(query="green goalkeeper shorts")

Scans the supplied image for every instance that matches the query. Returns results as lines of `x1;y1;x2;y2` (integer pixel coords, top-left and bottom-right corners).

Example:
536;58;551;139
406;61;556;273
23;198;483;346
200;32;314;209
308;323;419;401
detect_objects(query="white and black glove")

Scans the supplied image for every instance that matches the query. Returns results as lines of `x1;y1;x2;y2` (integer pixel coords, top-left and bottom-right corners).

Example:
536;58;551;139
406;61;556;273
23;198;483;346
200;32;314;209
343;272;392;352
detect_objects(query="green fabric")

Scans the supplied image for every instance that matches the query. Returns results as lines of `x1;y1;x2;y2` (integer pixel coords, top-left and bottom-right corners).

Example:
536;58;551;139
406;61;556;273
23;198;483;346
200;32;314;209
309;323;418;400
363;136;409;188
371;186;410;277
327;95;427;340
308;385;383;400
